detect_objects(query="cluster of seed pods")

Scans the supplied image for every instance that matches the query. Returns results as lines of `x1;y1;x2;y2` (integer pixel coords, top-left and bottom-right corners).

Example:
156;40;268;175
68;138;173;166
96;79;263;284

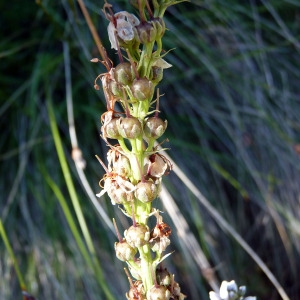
95;1;185;299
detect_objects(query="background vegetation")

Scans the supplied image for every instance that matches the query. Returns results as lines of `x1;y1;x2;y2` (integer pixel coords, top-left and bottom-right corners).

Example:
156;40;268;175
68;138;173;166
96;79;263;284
1;0;300;299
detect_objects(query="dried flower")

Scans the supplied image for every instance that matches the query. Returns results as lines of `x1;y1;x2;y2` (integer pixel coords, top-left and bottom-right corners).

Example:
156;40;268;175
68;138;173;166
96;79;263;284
107;11;140;50
209;280;257;300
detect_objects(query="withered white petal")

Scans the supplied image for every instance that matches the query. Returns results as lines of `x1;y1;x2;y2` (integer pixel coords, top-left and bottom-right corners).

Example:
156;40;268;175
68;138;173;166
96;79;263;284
152;58;172;69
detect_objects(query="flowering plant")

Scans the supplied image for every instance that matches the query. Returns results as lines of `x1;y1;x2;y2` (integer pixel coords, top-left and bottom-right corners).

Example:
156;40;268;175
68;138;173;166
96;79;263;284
93;0;185;299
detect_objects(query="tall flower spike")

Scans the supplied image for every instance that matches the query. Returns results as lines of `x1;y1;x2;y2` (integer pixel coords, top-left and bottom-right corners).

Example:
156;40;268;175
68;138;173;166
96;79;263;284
95;1;186;298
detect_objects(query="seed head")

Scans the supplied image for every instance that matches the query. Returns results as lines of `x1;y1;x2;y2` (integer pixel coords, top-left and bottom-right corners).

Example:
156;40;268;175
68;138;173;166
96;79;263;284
134;180;159;203
117;117;143;139
115;240;137;261
114;62;135;86
131;78;154;102
136;21;157;44
144;117;167;139
146;285;171;300
124;223;150;248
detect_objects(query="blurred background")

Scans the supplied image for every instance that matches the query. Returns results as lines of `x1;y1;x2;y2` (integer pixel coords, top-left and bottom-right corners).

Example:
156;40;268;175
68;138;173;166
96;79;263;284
1;0;300;299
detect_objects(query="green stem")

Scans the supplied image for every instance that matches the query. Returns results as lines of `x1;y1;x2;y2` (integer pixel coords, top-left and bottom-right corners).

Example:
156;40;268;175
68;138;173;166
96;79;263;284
139;244;154;291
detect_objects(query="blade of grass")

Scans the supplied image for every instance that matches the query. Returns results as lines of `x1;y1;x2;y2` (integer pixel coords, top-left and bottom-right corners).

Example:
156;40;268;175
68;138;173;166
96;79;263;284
0;218;29;297
63;40;114;234
47;97;114;300
160;147;290;300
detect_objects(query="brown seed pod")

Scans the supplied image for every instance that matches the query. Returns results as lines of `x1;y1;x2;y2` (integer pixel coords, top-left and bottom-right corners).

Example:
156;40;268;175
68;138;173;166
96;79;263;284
134;180;158;203
144;117;167;139
136;21;156;44
126;280;145;300
124;224;150;248
114;62;135;86
115;239;137;261
105;117;122;139
150;17;165;38
150;66;163;84
146;285;171;300
131;78;154;101
117;117;143;139
156;268;172;286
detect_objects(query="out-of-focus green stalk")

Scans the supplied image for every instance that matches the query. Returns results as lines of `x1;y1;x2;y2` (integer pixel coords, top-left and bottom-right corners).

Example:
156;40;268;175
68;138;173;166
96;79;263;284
46;98;114;300
0;218;26;291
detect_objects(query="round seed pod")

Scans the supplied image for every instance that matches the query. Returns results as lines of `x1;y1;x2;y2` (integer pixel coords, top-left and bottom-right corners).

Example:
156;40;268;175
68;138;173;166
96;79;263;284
114;62;134;86
124;224;150;248
144;117;167;139
146;285;171;300
134;180;158;203
114;240;137;261
109;80;122;97
117;117;142;139
105;118;122;139
136;21;156;44
131;78;153;101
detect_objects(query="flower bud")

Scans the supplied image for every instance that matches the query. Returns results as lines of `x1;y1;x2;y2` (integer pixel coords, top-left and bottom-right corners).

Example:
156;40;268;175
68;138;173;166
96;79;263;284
114;62;134;86
134;180;158;203
136;21;156;44
131;78;154;101
115;240;137;261
146;285;171;300
105;118;122;139
144;117;167;139
117;117;142;139
150;17;166;38
124;224;150;248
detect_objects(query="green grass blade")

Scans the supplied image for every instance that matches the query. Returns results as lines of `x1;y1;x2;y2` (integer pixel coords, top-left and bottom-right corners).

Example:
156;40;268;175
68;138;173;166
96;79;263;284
46;97;114;300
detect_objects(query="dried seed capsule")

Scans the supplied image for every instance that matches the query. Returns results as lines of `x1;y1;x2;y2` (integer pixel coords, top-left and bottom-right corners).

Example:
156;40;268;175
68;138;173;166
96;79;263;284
131;78;154;101
144;117;167;139
114;240;137;261
114;62;134;86
109;80;122;97
136;21;156;44
124;224;150;248
134;180;158;203
150;66;163;84
171;281;182;297
103;178;122;205
156;268;172;286
126;280;145;299
146;285;171;300
117;117;142;139
105;118;122;139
